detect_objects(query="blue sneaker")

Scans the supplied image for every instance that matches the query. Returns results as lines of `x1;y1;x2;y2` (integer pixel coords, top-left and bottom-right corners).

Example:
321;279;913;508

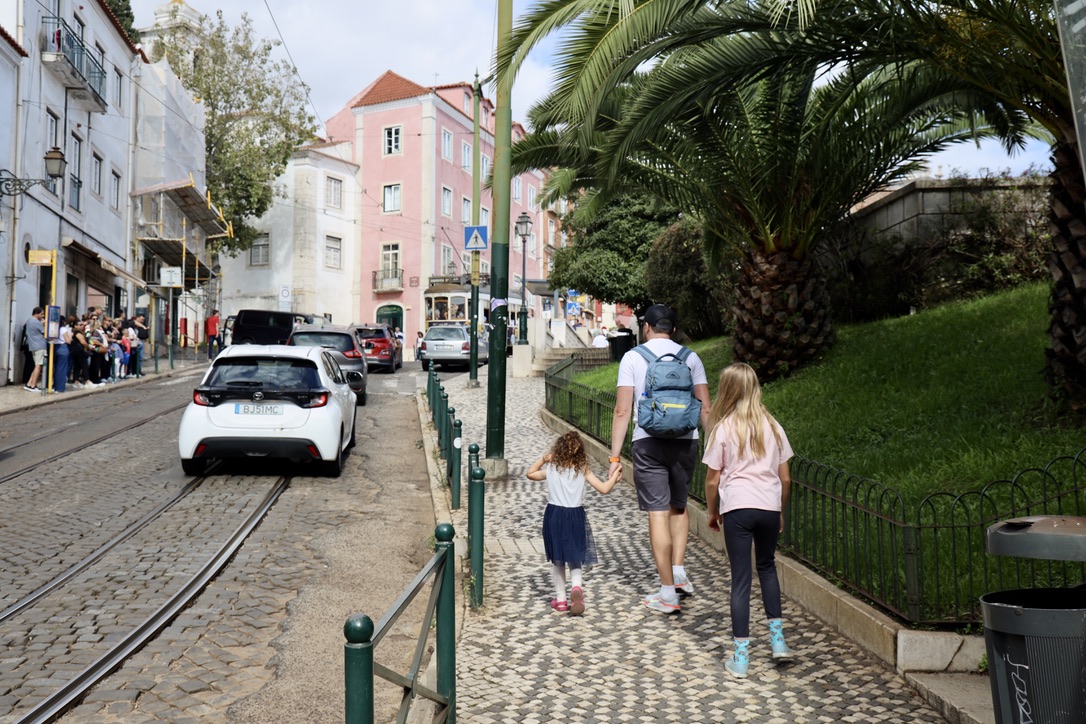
725;639;750;678
769;619;794;660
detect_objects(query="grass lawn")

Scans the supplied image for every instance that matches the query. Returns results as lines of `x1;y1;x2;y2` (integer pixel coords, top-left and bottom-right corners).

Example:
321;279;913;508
574;283;1082;501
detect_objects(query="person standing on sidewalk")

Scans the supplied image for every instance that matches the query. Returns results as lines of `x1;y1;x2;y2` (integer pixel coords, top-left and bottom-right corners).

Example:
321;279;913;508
702;362;795;678
608;304;711;614
24;307;46;392
51;317;72;392
206;310;222;360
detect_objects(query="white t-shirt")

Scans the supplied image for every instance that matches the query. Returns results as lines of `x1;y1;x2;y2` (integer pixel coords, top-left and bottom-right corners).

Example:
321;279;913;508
545;464;587;507
701;417;793;514
592;334;609;348
616;337;708;442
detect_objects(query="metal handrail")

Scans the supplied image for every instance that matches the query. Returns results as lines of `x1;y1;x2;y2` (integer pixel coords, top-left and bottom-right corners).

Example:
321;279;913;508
41;16;107;99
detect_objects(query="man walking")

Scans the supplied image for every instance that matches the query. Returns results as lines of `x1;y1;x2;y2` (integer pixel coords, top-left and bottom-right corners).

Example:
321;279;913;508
609;304;711;614
206;309;221;360
24;307;47;392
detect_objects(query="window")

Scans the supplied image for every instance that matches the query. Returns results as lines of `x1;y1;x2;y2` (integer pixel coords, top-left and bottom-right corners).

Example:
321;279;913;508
442;245;455;275
383;126;401;155
382;184;401;212
480;208;489;227
441;187;452;217
110;171;121;209
46;111;60;193
462;142;471;171
548;219;556;244
325;177;342;209
114;67;123;107
69;134;82;211
325;235;342;269
530;232;537;257
442;129;453;160
513;177;521;202
528;186;536;209
381;243;400;273
462;197;471;224
481;155;490;180
91;154;102;195
95;43;105;66
481;261;489;275
250;235;270;265
463;93;471;114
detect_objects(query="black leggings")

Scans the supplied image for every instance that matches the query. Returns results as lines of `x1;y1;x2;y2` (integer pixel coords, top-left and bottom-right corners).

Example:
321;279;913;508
722;508;783;638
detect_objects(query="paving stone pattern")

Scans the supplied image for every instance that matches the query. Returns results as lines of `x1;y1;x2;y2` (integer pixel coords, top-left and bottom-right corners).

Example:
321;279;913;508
439;372;943;723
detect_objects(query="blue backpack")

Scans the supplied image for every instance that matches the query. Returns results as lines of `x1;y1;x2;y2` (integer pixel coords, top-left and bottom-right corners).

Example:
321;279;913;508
634;345;701;438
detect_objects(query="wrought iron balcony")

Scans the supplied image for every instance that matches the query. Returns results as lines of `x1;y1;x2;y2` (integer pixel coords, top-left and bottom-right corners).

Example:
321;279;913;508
41;16;107;113
372;268;404;292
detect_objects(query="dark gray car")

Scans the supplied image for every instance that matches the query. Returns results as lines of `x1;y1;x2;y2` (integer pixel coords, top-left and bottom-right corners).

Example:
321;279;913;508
420;324;488;370
287;325;368;405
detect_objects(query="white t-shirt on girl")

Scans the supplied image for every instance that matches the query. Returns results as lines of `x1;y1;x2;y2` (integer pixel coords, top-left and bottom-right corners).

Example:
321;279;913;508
545;464;587;508
702;417;793;514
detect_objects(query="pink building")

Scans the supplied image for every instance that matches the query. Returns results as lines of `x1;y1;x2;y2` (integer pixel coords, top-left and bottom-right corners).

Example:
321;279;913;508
325;70;549;345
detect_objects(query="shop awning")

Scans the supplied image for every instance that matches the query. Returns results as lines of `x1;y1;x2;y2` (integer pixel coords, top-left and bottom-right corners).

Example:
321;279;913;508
130;175;233;238
62;238;147;288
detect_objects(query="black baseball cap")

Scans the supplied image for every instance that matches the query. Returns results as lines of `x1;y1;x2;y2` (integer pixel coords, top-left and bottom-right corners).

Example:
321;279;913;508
642;303;678;332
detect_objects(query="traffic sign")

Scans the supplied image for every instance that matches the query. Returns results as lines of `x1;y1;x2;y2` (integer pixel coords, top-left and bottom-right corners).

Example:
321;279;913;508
464;225;488;251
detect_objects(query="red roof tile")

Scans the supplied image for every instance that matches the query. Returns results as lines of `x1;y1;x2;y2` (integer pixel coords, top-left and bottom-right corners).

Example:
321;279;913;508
352;70;430;108
0;24;27;57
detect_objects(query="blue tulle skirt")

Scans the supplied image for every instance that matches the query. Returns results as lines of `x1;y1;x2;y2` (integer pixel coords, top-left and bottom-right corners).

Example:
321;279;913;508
542;504;598;568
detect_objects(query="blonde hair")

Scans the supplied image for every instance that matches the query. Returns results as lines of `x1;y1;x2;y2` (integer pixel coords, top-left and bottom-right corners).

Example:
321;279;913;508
706;362;782;459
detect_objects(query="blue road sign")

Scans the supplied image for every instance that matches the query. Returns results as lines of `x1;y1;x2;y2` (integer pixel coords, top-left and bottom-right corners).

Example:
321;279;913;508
465;225;488;251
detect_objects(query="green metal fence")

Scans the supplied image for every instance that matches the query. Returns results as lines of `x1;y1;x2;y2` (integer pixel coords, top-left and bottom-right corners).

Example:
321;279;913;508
544;356;1086;625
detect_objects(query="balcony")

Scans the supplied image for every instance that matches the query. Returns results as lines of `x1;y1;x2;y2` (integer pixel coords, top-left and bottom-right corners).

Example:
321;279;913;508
41;16;108;113
372;269;404;292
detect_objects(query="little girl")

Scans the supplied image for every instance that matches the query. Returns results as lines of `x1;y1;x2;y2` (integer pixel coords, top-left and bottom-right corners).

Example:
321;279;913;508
527;431;622;615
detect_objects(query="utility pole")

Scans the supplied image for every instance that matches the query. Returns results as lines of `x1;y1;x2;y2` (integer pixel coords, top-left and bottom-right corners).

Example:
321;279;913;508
468;73;482;386
485;0;513;470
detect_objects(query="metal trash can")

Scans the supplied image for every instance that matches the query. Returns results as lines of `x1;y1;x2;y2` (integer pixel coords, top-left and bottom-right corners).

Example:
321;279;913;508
608;332;635;362
981;516;1086;724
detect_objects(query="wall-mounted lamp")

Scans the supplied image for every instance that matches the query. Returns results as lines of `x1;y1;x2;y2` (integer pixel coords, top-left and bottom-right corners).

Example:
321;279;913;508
0;147;67;197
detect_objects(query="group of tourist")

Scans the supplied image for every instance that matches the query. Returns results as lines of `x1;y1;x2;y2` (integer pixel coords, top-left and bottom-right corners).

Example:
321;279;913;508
22;306;150;393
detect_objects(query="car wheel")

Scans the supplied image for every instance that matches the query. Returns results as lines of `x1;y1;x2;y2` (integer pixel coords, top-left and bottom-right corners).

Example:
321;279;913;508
181;458;206;476
420;359;430;371
396;353;402;370
386;361;396;374
322;437;346;477
348;420;357;448
356;387;367;406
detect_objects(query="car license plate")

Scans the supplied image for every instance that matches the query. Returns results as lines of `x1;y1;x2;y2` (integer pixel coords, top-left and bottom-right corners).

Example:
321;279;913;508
234;403;283;415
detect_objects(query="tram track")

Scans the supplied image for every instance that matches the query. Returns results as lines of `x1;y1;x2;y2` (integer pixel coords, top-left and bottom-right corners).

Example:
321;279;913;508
9;475;292;724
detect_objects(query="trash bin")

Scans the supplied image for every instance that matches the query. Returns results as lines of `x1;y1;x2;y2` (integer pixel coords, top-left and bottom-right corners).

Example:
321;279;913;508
608;332;635;362
981;516;1086;724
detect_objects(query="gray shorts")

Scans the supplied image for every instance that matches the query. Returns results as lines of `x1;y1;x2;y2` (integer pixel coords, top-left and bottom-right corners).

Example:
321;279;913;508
631;437;699;512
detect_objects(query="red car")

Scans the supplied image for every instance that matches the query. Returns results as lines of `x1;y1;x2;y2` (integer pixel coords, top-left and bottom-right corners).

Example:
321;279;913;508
351;324;403;373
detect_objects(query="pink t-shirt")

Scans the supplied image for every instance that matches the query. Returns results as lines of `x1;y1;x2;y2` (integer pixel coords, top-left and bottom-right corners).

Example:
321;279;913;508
701;417;793;514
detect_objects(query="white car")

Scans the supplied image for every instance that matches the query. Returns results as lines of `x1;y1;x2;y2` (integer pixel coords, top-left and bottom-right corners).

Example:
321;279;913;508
178;345;360;477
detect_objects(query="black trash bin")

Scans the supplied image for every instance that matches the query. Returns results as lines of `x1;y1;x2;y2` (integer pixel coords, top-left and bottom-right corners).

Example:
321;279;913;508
608;332;635;362
981;516;1086;724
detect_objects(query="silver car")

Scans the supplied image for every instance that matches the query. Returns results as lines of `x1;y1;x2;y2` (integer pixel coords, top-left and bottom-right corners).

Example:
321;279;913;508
420;324;488;370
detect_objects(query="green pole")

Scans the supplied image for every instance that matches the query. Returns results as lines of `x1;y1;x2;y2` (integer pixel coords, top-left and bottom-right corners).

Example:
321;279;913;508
469;73;482;385
343;614;374;724
466;443;479;554
486;0;513;461
438;389;448;458
445;407;457;476
469;467;485;608
435;523;457;722
450;420;462;509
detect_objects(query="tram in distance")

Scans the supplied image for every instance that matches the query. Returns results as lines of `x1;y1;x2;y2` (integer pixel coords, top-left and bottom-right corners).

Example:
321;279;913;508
422;275;527;331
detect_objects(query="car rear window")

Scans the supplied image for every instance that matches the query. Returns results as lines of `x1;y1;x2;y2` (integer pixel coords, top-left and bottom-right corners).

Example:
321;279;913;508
238;311;294;328
291;332;353;352
425;327;466;341
355;328;388;340
207;357;321;389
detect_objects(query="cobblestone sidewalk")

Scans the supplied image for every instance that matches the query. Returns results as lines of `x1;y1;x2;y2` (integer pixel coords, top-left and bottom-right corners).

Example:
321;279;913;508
435;372;942;723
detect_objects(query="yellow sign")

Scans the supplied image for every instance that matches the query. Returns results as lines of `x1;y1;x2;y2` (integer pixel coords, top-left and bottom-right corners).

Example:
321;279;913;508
471;251;480;287
28;250;53;266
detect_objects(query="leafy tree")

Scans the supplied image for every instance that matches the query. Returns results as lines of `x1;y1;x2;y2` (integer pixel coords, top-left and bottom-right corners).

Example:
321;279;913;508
151;11;317;252
548;193;677;310
104;0;138;42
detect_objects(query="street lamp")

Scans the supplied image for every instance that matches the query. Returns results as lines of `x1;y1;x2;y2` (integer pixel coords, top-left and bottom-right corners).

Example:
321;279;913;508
0;147;67;197
514;211;532;345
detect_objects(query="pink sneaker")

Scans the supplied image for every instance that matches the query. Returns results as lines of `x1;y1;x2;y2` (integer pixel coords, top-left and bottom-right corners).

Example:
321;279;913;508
550;598;569;612
570;586;585;616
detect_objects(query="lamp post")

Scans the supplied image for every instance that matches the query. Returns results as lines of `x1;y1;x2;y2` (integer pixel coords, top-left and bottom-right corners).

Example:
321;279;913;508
0;147;67;197
514;212;532;345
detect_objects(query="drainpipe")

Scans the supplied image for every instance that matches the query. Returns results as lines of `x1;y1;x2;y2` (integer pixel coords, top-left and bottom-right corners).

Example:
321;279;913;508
6;5;26;383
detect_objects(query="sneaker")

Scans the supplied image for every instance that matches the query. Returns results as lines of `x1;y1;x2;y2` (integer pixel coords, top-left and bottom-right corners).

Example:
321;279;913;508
550;598;569;612
642;592;680;615
675;573;694;598
570;586;585;616
769;620;794;660
22;385;38;392
725;639;750;678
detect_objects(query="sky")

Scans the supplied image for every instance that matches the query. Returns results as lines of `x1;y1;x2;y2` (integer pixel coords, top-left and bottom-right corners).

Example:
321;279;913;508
127;0;1053;177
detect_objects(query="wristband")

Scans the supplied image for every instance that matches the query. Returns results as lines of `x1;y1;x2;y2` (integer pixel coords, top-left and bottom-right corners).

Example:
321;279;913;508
609;456;621;463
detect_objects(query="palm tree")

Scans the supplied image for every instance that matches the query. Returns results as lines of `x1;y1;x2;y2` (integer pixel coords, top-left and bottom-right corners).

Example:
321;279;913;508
507;13;1024;379
502;0;1082;402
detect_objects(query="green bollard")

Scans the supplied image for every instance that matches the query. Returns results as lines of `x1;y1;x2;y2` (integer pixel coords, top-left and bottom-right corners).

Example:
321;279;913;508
466;444;479;553
445;407;456;479
435;523;457;722
450;420;462;509
469;467;485;608
438;389;448;457
344;614;375;724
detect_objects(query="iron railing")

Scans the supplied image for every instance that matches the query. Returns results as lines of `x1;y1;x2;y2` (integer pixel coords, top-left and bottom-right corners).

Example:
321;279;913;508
544;355;1086;625
372;269;403;291
42;16;107;100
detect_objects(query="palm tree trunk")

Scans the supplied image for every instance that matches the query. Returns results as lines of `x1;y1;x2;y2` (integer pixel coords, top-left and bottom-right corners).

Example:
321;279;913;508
732;250;835;381
1046;139;1086;410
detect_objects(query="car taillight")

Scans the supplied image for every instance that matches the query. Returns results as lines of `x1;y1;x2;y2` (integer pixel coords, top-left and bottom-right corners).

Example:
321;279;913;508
420;341;426;351
342;349;362;358
462;341;470;352
193;390;211;406
302;392;329;408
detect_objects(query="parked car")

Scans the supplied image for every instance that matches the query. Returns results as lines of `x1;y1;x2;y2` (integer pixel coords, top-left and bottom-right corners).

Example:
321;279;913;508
222;315;236;346
351;324;403;373
177;345;360;477
419;324;488;370
287;325;368;406
230;310;327;346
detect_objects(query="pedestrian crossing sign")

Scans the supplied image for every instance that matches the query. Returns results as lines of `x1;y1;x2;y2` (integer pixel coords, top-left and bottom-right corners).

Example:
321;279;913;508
465;225;488;251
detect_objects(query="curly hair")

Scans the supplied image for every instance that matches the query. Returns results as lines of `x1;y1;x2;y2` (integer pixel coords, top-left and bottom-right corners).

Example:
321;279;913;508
549;431;588;472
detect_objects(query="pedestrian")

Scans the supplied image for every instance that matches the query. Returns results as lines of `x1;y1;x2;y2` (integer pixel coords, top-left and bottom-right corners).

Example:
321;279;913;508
206;309;221;359
526;431;623;615
51;316;72;392
608;303;711;614
703;362;795;678
131;313;149;376
592;326;609;348
23;307;46;392
414;330;423;361
70;320;94;387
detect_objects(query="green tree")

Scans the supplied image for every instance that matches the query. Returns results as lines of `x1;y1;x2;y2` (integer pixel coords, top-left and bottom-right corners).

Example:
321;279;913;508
104;0;138;41
151;11;317;252
549;193;677;310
